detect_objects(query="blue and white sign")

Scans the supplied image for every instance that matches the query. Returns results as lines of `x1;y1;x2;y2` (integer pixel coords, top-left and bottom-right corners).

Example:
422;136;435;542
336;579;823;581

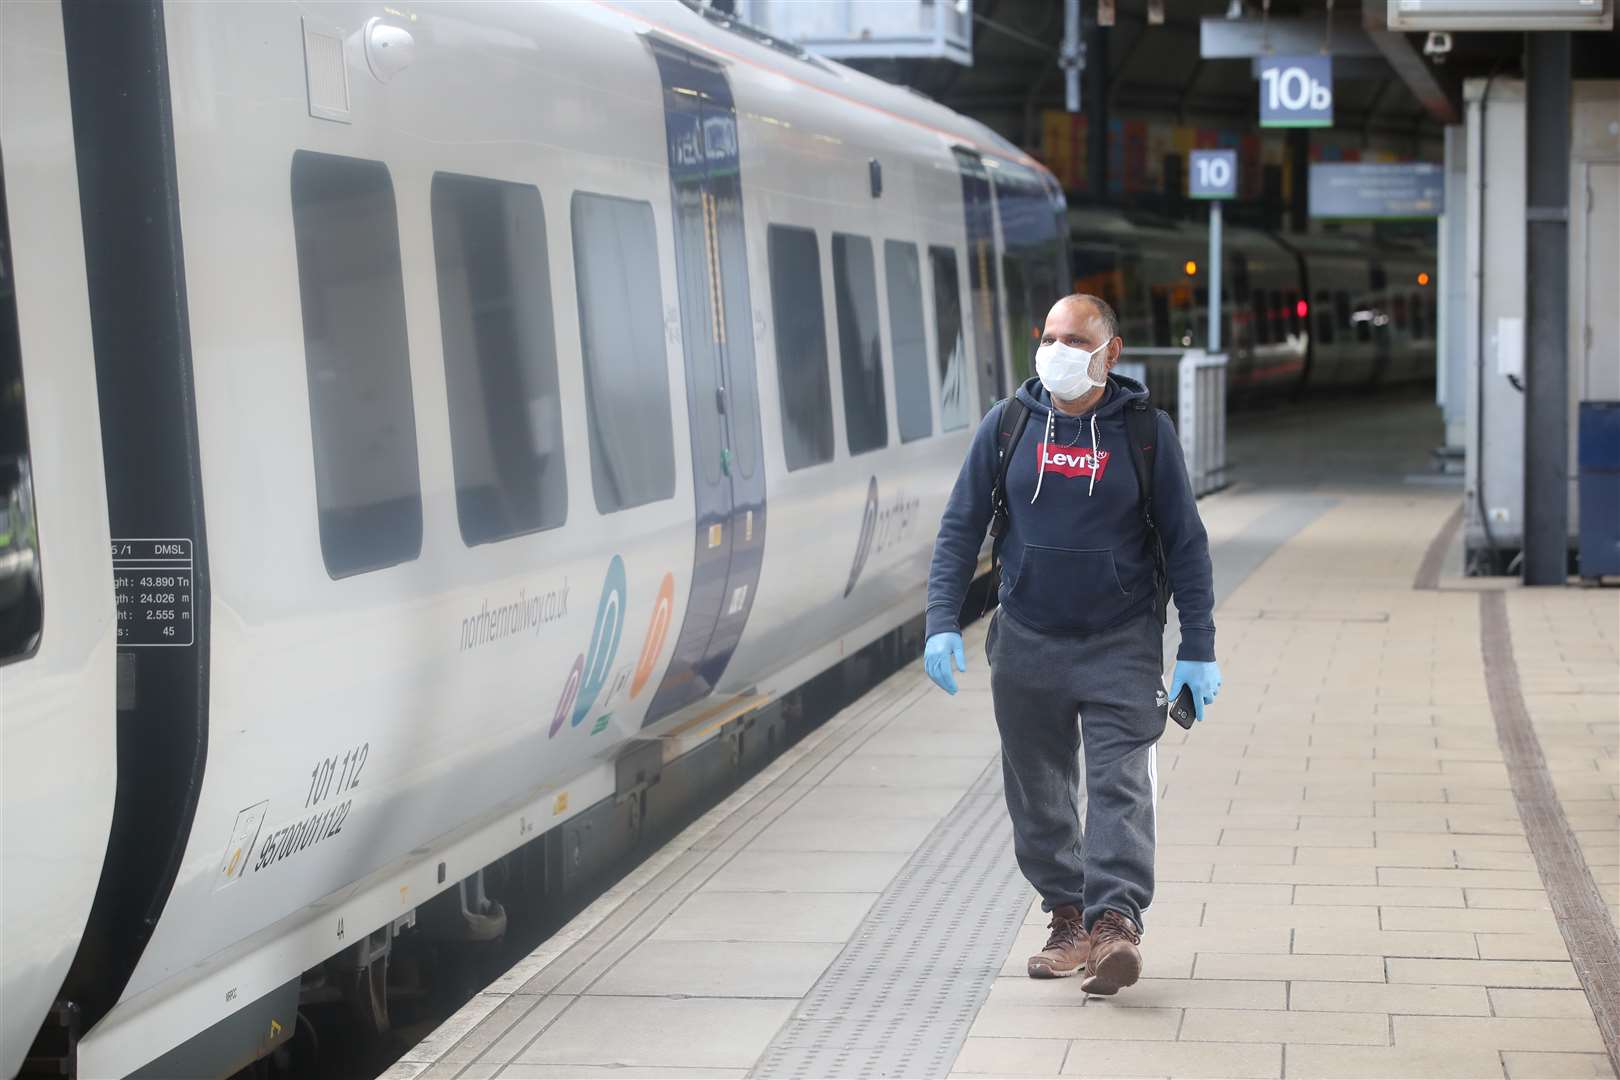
1308;162;1444;219
1258;54;1333;128
1189;149;1238;200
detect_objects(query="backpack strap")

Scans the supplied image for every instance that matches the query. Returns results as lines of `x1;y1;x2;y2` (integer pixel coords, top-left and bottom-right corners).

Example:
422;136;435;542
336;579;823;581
1124;400;1171;627
984;398;1030;614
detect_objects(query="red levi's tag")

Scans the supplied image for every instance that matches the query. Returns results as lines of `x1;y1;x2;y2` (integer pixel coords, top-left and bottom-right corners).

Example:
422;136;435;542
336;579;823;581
1039;443;1111;481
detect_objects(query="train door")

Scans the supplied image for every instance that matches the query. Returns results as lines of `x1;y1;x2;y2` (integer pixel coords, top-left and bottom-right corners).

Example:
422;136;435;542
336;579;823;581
953;148;1006;408
644;45;766;724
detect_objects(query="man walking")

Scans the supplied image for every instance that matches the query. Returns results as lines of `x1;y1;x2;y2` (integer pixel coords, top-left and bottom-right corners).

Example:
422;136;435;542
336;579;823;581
922;293;1221;996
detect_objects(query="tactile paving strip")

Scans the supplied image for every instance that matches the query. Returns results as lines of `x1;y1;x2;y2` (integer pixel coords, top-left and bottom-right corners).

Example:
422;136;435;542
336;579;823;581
752;759;1029;1079
1480;590;1620;1078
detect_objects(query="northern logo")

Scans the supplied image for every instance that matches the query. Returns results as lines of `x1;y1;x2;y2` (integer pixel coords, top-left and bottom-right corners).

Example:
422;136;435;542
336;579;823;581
549;560;676;739
844;477;879;598
1040;444;1110;481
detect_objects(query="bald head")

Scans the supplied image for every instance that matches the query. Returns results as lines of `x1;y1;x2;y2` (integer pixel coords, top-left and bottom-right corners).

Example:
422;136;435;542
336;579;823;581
1041;293;1121;356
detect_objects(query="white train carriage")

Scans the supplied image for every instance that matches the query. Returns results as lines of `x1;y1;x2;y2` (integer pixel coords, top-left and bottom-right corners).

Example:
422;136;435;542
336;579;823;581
0;7;119;1078
0;2;1066;1077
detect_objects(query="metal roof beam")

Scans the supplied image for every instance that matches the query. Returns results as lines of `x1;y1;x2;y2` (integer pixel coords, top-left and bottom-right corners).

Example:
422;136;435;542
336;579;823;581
1362;4;1463;124
1199;14;1381;57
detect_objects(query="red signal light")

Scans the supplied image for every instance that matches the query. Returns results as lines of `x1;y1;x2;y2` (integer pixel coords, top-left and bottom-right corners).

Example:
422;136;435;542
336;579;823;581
1296;299;1309;319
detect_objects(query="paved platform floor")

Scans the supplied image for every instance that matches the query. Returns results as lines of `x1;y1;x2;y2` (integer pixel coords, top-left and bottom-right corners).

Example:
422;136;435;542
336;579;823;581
386;396;1618;1080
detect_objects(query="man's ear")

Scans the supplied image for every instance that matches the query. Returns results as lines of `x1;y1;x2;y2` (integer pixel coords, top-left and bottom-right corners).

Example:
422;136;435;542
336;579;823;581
1104;336;1123;371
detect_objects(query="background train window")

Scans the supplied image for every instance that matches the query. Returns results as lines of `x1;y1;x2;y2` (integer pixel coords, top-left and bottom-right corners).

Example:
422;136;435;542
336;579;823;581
1409;292;1426;339
1354;293;1372;343
431;173;565;545
571;193;676;512
1392;293;1408;333
885;241;933;443
929;246;969;431
1284;289;1301;336
1001;255;1032;385
767;225;835;469
1150;287;1171;348
1334;291;1353;340
0;159;43;663
290;150;423;579
832;233;888;455
1315;290;1335;344
1250;292;1271;345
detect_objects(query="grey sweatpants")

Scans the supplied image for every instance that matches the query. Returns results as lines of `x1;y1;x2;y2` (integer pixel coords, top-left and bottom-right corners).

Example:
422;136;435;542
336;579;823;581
987;606;1165;932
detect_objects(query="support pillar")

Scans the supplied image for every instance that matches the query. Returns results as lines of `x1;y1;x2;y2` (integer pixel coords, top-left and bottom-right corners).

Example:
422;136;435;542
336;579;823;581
1523;32;1571;585
1288;130;1309;233
1085;12;1108;198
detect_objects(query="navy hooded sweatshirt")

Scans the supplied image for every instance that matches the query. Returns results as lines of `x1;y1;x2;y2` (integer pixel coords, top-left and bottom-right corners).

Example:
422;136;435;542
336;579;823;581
925;374;1216;662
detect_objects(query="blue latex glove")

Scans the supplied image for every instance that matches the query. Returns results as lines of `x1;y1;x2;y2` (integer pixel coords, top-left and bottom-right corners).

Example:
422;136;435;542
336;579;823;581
924;632;966;695
1170;659;1223;722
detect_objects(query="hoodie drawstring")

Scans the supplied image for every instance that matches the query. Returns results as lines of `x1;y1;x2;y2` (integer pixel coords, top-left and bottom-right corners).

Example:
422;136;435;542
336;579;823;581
1032;410;1054;503
1087;414;1100;498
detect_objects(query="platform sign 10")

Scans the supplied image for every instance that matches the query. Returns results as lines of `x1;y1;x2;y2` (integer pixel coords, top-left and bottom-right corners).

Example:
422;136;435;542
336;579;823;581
1258;54;1333;128
1189;149;1238;200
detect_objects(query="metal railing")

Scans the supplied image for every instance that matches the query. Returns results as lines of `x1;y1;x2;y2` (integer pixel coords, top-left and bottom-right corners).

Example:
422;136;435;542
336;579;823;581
1117;347;1229;498
1177;350;1229;497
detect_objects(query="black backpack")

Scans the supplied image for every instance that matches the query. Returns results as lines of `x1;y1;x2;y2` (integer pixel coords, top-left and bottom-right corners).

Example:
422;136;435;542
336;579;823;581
985;392;1170;626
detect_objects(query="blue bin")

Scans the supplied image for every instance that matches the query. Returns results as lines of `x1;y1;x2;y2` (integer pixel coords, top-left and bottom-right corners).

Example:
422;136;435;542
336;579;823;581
1578;401;1620;579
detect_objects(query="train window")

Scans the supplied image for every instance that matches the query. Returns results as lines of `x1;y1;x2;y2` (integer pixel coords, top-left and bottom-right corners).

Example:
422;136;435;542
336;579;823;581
832;233;888;455
0;155;43;663
571;193;676;512
1283;290;1301;336
290;151;423;578
431;173;565;545
1250;292;1270;345
929;246;969;431
1001;255;1032;385
767;225;835;469
1410;292;1426;339
1150;287;1172;348
1354;293;1372;343
1392;293;1408;332
1315;290;1335;344
885;241;932;443
1334;291;1353;341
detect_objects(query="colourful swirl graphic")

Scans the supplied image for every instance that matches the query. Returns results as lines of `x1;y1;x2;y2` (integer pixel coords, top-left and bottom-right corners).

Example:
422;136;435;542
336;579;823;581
631;572;676;699
549;654;584;738
571;555;627;729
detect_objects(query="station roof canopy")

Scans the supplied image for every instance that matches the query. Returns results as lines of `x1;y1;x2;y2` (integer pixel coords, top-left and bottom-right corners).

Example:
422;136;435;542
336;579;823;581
851;0;1620;148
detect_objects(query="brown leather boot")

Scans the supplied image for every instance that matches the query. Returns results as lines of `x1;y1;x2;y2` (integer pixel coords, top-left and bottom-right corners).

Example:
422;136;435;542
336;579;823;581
1079;910;1142;996
1027;904;1089;978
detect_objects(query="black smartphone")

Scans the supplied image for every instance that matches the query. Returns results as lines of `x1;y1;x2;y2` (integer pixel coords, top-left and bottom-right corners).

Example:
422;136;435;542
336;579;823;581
1169;684;1197;729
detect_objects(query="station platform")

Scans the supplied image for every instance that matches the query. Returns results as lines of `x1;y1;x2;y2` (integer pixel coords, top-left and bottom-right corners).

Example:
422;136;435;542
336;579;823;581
384;396;1619;1080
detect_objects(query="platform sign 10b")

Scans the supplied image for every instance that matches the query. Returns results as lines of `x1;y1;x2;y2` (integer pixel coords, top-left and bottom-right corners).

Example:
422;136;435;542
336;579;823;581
1189;149;1238;200
1258;54;1333;127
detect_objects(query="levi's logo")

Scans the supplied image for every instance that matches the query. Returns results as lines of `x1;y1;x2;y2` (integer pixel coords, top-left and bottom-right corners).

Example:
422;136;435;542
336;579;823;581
1040;443;1110;480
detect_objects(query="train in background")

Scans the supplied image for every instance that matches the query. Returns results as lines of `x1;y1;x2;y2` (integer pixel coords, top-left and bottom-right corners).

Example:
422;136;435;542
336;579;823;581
0;2;1064;1077
1053;207;1438;406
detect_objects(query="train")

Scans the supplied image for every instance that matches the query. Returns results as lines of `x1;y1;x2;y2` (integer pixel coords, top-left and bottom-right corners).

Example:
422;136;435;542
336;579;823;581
1061;206;1438;405
0;2;1434;1078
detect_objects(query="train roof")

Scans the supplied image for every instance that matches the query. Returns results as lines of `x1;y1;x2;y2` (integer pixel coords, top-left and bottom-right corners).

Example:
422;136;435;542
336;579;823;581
640;1;1044;173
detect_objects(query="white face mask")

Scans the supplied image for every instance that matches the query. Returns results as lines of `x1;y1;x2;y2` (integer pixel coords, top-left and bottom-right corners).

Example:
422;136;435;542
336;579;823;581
1034;339;1110;400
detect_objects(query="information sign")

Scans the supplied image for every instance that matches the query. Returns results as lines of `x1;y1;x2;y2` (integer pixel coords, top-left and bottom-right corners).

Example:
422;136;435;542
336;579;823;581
1189;149;1238;199
1258;54;1333;127
1308;162;1444;218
